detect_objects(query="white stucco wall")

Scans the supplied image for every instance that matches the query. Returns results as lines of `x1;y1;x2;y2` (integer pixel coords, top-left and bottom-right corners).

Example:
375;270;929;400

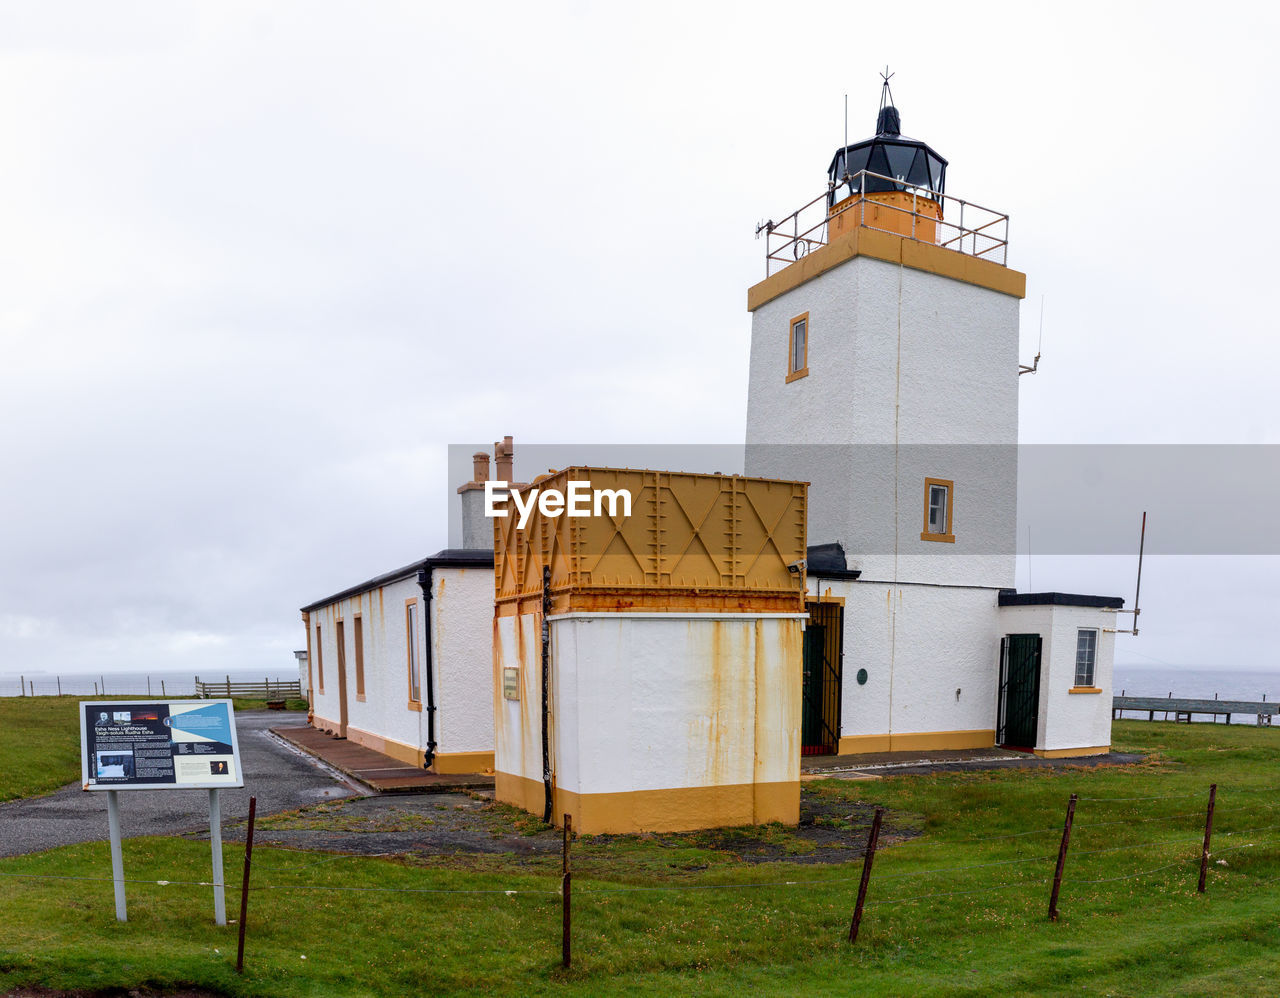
746;255;1020;589
430;565;495;755
493;610;543;787
997;603;1116;753
306;562;497;768
308;574;426;760
551;613;802;795
814;578;1002;744
494;612;803;794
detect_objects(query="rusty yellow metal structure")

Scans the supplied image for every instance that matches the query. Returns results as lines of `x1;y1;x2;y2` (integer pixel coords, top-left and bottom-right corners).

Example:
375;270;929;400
493;467;807;616
828;190;941;244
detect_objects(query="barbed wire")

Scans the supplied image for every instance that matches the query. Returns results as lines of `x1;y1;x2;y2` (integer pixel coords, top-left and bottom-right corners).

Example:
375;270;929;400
1064;856;1197;886
1072;810;1204;830
1074;792;1201;803
869;875;1048;907
1071;836;1203;859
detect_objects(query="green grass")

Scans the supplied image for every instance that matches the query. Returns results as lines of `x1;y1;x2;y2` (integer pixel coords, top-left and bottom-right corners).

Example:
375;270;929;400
0;695;305;802
0;696;86;802
2;721;1280;996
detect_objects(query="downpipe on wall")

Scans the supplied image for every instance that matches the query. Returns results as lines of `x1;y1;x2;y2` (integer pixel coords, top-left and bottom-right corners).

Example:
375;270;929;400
417;566;439;770
541;565;553;824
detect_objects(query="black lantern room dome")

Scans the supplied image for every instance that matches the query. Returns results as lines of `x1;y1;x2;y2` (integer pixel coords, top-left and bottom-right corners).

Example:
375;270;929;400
827;85;947;209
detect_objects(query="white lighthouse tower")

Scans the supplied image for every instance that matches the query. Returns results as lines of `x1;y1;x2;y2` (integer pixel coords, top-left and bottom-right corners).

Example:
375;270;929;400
746;78;1024;590
745;78;1119;759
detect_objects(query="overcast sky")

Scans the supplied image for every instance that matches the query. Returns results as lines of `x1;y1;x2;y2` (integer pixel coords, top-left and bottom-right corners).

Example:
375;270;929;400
1;2;1277;680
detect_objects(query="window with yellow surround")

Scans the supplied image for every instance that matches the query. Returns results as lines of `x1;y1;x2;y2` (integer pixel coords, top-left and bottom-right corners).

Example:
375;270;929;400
921;478;955;542
786;312;808;382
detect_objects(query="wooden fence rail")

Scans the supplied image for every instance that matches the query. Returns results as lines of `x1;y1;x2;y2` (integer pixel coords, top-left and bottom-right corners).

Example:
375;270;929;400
1113;695;1277;726
195;677;303;700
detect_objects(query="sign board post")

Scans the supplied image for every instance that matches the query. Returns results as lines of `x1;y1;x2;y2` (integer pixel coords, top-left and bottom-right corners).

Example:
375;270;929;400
106;790;126;921
79;699;244;924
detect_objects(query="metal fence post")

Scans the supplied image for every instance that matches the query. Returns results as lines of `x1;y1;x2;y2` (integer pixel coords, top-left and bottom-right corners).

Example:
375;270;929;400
848;806;884;943
1048;793;1078;921
562;813;573;969
236;796;257;973
1198;783;1217;893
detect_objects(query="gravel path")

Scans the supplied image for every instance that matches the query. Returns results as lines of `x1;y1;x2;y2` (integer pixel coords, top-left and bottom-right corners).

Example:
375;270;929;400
0;712;359;858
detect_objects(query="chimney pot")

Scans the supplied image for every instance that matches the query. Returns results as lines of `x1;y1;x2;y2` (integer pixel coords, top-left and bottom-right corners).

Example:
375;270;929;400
495;435;514;481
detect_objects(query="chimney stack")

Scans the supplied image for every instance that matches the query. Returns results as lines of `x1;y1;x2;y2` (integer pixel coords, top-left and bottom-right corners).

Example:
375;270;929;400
458;437;515;551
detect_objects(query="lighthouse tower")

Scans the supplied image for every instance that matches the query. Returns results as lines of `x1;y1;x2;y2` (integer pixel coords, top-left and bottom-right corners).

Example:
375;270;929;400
745;79;1025;590
744;78;1060;758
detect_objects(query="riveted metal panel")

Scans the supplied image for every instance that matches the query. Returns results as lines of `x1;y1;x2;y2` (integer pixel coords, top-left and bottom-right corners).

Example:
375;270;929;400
493;467;806;613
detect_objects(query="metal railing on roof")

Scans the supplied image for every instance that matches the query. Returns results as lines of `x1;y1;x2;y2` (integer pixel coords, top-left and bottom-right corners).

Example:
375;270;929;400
756;170;1009;277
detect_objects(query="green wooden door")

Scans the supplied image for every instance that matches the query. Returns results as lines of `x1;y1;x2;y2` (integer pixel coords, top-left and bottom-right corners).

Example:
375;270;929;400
802;621;826;752
998;634;1042;749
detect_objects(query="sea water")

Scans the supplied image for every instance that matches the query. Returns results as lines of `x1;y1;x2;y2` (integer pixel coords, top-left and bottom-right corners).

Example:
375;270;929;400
0;668;300;698
1114;664;1280;724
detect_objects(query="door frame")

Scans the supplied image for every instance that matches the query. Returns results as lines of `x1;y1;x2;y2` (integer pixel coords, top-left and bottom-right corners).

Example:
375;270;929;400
801;600;844;755
997;633;1042;751
335;618;350;738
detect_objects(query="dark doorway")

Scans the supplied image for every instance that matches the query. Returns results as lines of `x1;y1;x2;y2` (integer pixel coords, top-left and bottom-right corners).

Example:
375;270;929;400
802;601;843;755
335;619;350;739
998;634;1042;750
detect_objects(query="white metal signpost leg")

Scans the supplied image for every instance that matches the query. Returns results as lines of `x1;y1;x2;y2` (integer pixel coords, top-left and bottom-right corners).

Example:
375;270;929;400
106;789;127;922
209;788;226;926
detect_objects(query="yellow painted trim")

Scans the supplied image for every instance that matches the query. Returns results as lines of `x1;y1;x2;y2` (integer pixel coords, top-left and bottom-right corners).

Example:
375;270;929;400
432;750;495;774
1033;745;1110;759
787;311;809;382
353;613;365;698
921;477;955;543
747;224;1026;313
496;772;800;834
405;597;421;707
314;622;325;694
1069;686;1104;695
343;724;423;768
302;610;313;706
837;729;996;755
311;713;340;736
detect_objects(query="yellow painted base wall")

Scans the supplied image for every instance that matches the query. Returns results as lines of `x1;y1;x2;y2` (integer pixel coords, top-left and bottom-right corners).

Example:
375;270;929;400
311;721;494;774
433;750;495;774
341;724;421;767
837;729;996;754
1034;745;1110;759
496;772;800;835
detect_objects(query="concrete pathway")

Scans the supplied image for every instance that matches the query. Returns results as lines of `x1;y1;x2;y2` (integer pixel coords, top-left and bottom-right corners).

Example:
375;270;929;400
0;712;359;858
273;725;494;793
801;746;1143;779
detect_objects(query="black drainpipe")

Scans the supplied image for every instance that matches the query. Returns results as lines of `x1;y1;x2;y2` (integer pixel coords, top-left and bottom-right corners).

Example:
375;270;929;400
416;565;438;770
540;565;552;823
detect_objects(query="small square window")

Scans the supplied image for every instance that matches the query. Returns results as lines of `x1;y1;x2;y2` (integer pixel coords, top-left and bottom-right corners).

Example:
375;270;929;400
786;313;809;383
920;478;955;542
1074;629;1098;688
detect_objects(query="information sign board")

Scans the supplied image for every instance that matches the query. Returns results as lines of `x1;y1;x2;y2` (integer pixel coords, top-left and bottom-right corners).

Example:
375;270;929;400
80;699;244;791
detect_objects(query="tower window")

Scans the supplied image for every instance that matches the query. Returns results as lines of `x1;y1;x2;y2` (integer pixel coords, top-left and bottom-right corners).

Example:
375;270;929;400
921;478;955;542
1074;629;1098;688
786;312;809;383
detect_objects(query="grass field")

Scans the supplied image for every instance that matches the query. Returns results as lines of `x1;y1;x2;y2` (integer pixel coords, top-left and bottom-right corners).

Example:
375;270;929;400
0;695;306;802
2;720;1280;996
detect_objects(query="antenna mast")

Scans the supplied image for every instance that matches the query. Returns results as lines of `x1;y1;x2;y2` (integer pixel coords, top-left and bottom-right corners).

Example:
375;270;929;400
1019;294;1044;375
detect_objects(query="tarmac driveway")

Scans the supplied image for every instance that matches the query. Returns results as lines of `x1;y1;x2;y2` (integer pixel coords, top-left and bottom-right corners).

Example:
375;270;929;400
0;712;358;858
